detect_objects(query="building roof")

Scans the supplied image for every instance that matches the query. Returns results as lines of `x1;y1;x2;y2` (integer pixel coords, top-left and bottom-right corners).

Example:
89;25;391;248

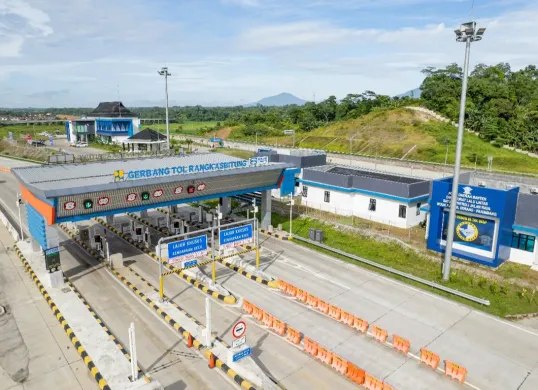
12;153;292;198
327;166;423;184
86;102;138;118
302;164;430;201
126;128;166;143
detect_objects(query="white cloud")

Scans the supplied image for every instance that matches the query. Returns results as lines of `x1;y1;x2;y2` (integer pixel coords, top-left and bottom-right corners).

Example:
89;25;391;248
0;0;52;57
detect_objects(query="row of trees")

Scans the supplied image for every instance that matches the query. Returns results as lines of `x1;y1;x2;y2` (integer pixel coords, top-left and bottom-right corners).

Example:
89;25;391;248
421;63;538;151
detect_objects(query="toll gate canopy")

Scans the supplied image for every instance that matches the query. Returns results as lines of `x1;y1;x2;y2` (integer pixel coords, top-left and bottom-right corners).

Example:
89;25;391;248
11;153;295;250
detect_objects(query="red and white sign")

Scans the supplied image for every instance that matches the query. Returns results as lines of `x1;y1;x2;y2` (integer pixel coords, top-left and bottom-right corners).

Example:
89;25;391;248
63;201;76;210
232;321;246;339
197;183;206;191
174;186;184;195
126;193;137;202
153;189;164;198
97;196;110;206
26;134;32;144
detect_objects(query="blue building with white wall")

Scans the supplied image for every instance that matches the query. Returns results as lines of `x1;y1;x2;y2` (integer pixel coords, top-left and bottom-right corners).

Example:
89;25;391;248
66;101;141;145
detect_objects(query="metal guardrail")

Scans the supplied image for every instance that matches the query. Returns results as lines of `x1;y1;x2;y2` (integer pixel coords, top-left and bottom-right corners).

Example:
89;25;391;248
293;235;491;306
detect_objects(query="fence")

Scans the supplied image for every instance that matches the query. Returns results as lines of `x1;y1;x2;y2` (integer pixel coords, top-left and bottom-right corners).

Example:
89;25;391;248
273;198;426;247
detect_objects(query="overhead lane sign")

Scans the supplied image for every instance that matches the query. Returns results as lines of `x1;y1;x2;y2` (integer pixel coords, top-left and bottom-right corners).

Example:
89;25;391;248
167;235;208;264
220;224;253;249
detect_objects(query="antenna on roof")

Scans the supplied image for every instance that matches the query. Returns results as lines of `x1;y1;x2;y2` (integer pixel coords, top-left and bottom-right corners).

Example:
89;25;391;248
117;85;121;118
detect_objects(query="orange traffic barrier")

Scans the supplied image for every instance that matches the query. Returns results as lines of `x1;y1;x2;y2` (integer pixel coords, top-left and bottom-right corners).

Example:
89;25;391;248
340;310;354;327
303;336;318;357
316;346;333;365
444;360;468;383
277;279;287;291
383;383;394;390
252;306;264;321
242;299;254;314
392;334;410;355
306;293;319;308
287;326;301;344
331;354;349;376
371;325;388;343
263;311;274;328
296;288;308;303
420;348;440;369
328;304;341;320
346;364;365;385
317;300;329;314
0;167;10;173
286;284;297;297
208;352;216;368
353;317;369;334
187;332;193;347
364;373;384;390
272;318;286;336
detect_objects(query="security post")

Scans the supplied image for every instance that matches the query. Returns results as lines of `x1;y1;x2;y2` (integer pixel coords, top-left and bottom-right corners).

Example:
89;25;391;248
16;193;24;240
253;200;260;269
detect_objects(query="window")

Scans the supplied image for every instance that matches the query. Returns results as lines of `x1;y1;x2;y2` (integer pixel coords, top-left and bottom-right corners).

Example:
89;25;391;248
511;232;536;253
302;185;308;198
368;198;376;212
416;202;421;216
324;191;330;203
398;205;407;219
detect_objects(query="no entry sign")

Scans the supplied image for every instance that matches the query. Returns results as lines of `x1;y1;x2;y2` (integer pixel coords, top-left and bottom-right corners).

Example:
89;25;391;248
232;321;246;339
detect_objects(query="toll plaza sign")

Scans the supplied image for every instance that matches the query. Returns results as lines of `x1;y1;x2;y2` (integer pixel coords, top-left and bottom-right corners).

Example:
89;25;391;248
220;224;253;249
427;178;519;267
115;156;269;182
167;235;208;264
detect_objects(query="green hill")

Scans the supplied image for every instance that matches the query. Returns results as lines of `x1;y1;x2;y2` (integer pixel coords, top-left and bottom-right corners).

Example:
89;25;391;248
229;107;538;174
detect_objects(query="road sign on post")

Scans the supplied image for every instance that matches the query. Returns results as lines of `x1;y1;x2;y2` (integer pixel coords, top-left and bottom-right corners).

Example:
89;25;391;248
167;235;208;264
232;347;251;362
219;224;253;249
232;321;246;339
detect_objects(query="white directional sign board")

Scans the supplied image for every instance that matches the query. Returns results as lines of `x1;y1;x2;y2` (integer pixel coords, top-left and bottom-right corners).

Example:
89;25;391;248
232;336;246;348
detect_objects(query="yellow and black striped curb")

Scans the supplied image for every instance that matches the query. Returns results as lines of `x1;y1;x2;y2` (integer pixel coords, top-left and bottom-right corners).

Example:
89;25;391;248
58;225;255;388
259;229;293;240
126;266;230;348
13;245;111;390
162;258;215;276
93;218;237;305
65;279;150;383
108;267;255;390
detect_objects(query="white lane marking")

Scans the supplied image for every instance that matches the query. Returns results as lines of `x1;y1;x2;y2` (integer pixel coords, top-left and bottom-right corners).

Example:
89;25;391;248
262;239;538;338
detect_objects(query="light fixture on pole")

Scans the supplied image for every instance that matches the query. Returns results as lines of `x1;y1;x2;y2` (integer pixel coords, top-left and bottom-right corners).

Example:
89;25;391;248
158;67;171;151
442;21;485;281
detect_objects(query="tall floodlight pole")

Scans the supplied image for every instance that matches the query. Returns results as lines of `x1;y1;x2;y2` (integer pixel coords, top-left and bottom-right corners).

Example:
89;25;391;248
442;22;485;281
158;67;171;150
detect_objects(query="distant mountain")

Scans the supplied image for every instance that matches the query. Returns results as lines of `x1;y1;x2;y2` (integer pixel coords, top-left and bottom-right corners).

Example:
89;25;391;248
396;88;422;98
245;92;307;107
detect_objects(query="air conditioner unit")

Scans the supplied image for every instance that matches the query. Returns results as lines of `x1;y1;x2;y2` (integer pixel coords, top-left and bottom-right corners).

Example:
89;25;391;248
477;181;487;187
530;188;538;195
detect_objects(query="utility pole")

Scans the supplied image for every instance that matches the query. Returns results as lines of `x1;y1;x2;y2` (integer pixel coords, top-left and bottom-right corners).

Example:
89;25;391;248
158;67;171;150
443;22;486;281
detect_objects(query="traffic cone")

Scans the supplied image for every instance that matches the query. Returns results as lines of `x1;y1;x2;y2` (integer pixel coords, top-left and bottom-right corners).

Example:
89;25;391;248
208;352;215;369
187;333;193;348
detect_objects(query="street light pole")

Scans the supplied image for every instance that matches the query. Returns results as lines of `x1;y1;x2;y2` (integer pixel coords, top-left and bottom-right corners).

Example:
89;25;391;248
442;22;485;281
158;67;171;151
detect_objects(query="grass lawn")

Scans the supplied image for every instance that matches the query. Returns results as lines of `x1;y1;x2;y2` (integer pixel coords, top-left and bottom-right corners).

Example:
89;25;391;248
263;212;538;317
144;121;218;136
212;148;254;159
0;123;63;140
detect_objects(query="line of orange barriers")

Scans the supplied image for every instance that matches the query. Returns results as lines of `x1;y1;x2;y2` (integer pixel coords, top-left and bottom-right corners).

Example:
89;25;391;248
242;299;393;388
276;280;469;384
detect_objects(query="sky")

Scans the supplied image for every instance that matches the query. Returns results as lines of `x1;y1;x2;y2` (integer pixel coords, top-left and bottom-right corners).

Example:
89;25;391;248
1;0;537;108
